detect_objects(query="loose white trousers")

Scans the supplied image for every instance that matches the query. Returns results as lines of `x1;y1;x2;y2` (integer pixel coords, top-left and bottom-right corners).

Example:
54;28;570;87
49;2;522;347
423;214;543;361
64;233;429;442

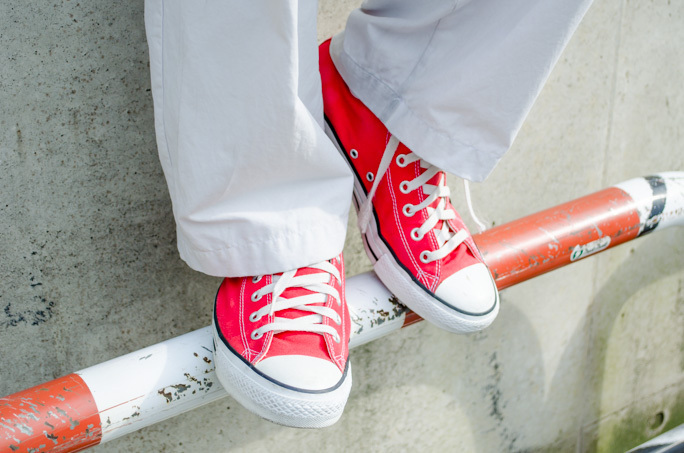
145;0;593;278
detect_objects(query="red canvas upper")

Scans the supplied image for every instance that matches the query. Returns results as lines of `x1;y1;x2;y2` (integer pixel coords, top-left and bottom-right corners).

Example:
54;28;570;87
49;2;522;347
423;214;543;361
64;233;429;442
319;40;483;293
214;254;349;373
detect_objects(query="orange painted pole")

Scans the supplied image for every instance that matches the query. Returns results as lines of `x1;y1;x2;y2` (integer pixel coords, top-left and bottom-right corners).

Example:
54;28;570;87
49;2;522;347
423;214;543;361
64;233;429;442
0;375;101;453
477;187;641;290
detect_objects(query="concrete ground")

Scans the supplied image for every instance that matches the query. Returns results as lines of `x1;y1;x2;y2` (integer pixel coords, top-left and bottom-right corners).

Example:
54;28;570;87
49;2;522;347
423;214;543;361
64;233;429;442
1;0;683;451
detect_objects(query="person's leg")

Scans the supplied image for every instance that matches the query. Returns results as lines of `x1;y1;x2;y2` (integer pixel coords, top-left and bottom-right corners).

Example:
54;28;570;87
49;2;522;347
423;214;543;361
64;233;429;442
321;0;592;332
145;0;353;428
331;0;593;182
145;0;352;278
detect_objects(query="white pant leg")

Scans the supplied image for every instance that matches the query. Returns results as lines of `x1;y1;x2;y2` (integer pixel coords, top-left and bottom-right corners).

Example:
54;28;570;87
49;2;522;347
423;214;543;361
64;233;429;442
331;0;593;182
145;0;353;277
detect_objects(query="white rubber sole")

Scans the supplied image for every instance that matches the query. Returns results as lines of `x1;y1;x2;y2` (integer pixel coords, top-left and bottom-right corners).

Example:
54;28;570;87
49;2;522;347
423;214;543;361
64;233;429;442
212;326;352;429
326;122;499;333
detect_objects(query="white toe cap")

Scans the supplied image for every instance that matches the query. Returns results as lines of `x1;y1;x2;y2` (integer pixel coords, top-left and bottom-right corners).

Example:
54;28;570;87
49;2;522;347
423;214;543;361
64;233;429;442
434;263;498;315
255;355;344;391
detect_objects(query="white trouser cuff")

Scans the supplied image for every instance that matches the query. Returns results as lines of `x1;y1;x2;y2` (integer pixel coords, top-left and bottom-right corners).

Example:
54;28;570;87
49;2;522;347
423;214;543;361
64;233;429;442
176;217;348;278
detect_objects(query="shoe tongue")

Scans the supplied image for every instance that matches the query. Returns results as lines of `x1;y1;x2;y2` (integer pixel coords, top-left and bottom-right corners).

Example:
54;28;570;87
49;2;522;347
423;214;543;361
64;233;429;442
422;171;451;233
425;170;444;188
265;266;331;361
276;266;329;300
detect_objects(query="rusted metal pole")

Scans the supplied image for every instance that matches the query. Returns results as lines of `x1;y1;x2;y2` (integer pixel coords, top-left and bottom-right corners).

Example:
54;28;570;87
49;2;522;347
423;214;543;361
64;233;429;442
2;172;682;452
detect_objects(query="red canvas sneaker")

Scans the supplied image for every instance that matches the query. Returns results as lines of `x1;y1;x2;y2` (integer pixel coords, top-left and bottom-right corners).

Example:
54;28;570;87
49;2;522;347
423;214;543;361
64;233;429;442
212;254;351;428
320;40;499;333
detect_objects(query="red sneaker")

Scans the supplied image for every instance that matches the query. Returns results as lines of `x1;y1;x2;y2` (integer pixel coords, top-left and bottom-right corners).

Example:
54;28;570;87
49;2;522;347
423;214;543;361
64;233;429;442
320;40;499;333
212;254;351;428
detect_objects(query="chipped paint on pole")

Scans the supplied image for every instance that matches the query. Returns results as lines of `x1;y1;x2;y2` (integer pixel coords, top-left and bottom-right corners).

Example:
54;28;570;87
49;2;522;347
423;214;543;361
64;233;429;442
347;272;408;348
0;374;101;452
77;327;225;444
474;187;642;290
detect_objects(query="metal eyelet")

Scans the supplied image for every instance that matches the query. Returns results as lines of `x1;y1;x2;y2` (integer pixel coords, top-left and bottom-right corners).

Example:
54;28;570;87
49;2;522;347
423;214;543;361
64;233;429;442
402;204;415;217
250;331;263;340
395;154;408;167
399;181;410;193
366;172;374;182
420;251;431;263
252;276;262;284
248;312;260;322
350;149;359;159
251;292;261;302
410;228;423;241
334;315;342;325
333;334;341;344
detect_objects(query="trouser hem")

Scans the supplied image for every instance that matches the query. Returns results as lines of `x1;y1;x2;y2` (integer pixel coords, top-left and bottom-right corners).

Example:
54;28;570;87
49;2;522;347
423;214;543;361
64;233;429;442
330;33;502;182
176;220;348;278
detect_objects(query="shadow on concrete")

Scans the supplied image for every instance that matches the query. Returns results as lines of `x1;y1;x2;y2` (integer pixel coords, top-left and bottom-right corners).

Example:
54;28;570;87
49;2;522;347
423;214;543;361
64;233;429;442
547;228;684;452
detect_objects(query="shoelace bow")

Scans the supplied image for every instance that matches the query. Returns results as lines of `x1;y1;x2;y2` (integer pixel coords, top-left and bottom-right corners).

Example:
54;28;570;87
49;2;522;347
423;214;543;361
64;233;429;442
357;135;468;264
248;259;343;342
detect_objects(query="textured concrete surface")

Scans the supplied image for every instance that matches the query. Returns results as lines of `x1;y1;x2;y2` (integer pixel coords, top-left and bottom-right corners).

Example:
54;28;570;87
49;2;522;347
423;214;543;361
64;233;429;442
1;1;683;452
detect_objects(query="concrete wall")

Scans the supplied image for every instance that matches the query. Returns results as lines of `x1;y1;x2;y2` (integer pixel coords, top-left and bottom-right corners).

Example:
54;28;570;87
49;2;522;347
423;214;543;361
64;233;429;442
1;1;682;451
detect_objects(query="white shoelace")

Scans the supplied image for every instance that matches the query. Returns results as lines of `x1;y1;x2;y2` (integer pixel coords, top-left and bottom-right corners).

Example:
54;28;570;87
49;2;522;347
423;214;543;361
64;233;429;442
463;179;488;233
249;260;343;342
357;135;469;264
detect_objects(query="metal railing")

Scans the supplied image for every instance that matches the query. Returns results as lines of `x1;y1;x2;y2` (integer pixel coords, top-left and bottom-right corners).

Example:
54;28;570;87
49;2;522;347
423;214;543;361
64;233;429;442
2;172;683;452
